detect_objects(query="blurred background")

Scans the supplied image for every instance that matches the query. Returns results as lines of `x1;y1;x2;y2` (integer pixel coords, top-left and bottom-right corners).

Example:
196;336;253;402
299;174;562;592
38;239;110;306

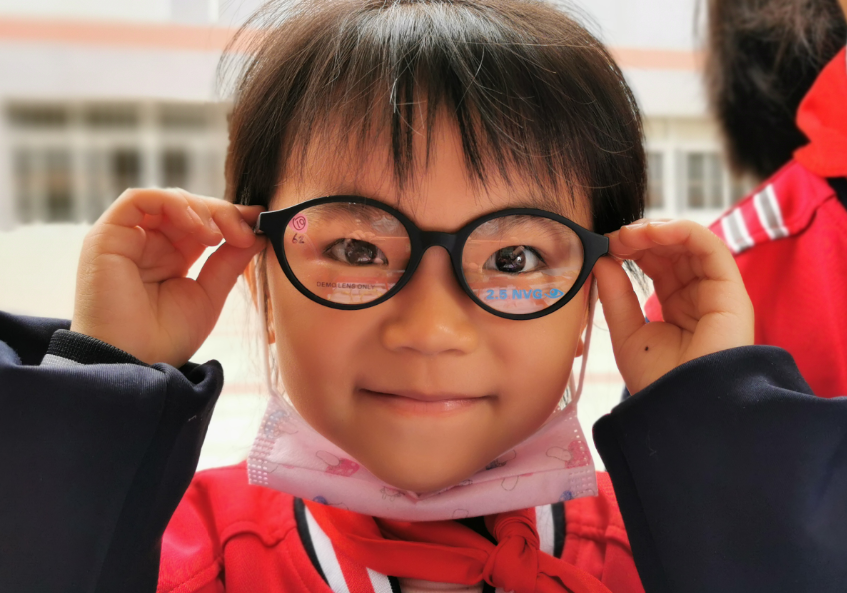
0;0;754;470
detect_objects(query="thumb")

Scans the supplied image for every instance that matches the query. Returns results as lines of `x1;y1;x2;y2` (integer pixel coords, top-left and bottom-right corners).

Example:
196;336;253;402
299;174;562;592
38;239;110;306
196;238;267;316
594;256;645;355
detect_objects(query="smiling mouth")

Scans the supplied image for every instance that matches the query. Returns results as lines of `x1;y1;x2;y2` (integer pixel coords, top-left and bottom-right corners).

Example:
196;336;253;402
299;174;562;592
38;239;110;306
358;388;489;415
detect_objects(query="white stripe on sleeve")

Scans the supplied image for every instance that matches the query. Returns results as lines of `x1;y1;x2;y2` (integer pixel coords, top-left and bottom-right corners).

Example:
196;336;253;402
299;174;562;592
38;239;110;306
366;568;395;593
535;505;555;557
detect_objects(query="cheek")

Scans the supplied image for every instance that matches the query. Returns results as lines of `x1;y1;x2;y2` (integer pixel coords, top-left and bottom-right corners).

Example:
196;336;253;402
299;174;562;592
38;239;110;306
491;298;586;432
266;264;381;434
266;267;353;424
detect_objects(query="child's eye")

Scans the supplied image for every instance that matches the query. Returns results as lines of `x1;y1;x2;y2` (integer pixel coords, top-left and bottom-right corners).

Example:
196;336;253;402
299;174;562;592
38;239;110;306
483;246;545;274
325;239;390;266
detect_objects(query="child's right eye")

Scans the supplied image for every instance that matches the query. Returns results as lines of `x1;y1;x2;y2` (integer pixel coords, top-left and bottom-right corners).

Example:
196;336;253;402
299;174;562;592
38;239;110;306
325;239;390;266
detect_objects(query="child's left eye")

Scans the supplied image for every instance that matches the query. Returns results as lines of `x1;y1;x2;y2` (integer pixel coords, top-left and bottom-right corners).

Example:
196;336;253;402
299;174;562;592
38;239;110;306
482;246;544;274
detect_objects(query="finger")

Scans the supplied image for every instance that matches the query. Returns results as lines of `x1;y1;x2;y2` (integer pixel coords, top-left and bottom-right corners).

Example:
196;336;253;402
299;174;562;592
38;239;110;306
83;223;148;265
206;202;265;249
614;222;752;332
103;188;222;247
612;221;740;283
196;238;268;315
607;246;697;304
234;204;265;225
594;256;646;354
158;195;263;249
620;249;688;303
178;191;223;243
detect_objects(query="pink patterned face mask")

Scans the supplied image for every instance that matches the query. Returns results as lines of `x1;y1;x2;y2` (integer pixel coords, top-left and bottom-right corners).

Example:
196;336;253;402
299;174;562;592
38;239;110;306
247;280;599;522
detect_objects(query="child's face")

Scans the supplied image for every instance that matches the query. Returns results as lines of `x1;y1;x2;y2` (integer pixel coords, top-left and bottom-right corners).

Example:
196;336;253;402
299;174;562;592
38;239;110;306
265;123;593;493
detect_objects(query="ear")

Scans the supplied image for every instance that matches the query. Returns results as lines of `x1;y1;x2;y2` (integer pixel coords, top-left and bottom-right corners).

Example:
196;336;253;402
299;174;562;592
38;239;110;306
574;277;599;358
243;255;276;345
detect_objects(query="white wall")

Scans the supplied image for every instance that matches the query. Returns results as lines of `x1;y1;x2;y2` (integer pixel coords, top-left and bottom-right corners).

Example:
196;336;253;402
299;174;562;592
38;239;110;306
0;0;278;26
568;0;701;50
0;0;171;23
0;42;222;102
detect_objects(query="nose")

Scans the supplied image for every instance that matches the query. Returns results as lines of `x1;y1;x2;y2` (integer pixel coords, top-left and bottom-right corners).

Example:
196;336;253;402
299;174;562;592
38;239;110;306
380;247;480;355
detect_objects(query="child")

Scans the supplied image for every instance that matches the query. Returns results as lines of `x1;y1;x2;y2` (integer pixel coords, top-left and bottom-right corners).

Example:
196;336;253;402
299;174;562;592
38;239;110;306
2;1;835;592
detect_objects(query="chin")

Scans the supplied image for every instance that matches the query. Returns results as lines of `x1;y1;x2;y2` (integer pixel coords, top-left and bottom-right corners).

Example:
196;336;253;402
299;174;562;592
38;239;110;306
362;454;484;494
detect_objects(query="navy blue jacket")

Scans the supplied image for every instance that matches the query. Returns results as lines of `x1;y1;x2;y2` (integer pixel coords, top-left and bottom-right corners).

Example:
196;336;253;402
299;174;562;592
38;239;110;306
1;311;845;592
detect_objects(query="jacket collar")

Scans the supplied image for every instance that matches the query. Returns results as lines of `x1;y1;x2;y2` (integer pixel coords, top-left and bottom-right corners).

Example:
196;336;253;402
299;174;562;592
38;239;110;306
794;46;847;178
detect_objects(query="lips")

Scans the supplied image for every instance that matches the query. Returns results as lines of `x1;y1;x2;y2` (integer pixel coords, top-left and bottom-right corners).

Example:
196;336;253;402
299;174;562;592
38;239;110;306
358;388;489;414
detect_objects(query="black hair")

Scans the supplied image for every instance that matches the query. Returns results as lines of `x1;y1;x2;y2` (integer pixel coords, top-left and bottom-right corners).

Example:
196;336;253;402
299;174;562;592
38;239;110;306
705;0;847;180
222;0;645;234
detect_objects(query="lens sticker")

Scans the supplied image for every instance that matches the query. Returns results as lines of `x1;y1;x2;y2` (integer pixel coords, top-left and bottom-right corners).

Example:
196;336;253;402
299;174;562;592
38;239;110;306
483;288;565;301
316;281;379;290
316;279;395;304
289;213;308;233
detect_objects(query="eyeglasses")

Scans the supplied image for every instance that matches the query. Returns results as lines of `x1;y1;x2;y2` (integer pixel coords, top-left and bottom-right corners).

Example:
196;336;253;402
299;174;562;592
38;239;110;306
255;196;608;320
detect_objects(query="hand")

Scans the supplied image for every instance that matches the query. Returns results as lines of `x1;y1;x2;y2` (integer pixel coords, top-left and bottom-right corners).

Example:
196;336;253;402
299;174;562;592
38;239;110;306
71;188;266;367
593;219;754;394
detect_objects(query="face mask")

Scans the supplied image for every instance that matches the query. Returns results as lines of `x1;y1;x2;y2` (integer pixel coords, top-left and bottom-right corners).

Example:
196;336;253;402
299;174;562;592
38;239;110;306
247;277;599;521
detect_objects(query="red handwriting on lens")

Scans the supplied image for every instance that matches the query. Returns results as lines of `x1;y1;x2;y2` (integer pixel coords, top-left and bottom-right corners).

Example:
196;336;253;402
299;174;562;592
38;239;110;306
290;214;308;232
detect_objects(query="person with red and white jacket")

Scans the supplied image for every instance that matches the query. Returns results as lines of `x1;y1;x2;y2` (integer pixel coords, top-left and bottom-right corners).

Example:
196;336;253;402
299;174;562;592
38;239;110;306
645;0;847;397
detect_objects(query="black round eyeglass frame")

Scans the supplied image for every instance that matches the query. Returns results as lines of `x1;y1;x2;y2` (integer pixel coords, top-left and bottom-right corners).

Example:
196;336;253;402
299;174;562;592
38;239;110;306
254;195;609;321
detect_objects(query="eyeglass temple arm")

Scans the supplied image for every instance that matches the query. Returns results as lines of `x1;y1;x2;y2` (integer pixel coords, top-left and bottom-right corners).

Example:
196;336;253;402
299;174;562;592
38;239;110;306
253;212;266;235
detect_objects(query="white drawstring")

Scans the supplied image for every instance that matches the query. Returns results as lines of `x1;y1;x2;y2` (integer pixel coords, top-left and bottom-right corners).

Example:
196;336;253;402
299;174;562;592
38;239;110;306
572;277;598;406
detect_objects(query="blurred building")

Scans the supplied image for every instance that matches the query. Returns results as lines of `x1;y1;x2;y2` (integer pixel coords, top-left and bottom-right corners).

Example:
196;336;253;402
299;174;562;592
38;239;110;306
0;0;753;230
0;0;759;470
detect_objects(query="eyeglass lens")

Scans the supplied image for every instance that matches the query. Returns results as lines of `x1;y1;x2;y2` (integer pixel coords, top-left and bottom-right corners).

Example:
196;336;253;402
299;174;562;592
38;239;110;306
282;202;584;315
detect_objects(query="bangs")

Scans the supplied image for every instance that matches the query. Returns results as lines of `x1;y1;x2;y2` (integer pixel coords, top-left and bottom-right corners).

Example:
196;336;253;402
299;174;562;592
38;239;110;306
223;0;645;234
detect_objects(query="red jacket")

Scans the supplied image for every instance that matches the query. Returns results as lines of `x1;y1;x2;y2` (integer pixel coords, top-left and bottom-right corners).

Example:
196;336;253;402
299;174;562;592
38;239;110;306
157;464;643;592
645;47;847;397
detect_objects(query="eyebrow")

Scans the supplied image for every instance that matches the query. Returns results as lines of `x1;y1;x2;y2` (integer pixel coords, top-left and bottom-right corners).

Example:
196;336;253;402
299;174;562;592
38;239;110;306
297;187;579;220
503;187;581;219
279;171;584;233
299;200;394;226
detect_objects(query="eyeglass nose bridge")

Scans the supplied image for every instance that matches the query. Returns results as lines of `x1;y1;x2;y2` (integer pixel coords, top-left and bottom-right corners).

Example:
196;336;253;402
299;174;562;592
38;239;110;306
407;230;466;288
404;231;474;299
419;230;459;253
416;230;465;272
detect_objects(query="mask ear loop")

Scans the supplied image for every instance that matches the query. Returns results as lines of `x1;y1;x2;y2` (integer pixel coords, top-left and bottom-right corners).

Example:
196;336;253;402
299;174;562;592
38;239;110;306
254;261;282;400
567;277;598;407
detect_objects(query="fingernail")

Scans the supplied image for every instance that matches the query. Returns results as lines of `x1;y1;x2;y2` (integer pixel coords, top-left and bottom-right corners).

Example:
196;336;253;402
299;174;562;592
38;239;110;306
626;221;647;229
208;218;220;233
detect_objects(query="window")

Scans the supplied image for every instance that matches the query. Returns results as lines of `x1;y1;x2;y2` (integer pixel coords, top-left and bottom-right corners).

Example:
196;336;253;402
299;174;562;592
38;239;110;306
646;152;664;209
44;150;73;222
162;149;190;189
85;104;138;129
160;104;208;130
14;150;36;223
14;148;73;223
730;175;756;205
8;102;229;224
685;152;724;210
112;149;142;191
9;105;67;129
